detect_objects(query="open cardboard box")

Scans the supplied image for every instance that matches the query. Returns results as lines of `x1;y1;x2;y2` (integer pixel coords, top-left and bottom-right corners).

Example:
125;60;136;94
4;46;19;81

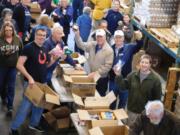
63;68;87;76
72;91;116;109
77;109;128;129
63;74;100;97
24;82;60;110
89;125;129;135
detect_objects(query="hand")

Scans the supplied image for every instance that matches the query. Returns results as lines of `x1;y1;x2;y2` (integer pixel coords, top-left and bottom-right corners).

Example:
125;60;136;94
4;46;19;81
88;72;96;79
134;30;143;41
113;66;121;76
72;25;80;36
28;77;35;88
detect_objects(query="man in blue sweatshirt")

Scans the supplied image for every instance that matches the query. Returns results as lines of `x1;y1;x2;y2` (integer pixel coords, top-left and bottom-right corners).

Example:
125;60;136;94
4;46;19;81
109;30;143;109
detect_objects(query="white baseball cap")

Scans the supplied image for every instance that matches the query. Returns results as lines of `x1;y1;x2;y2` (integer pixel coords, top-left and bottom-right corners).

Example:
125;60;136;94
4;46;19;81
114;30;124;37
96;29;106;37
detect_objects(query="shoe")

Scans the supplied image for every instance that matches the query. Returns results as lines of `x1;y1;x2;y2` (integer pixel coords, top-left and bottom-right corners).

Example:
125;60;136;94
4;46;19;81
6;109;13;118
28;125;44;133
9;129;19;135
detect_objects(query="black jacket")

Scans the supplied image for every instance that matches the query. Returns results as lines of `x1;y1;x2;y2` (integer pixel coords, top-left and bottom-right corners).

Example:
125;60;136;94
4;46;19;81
129;110;180;135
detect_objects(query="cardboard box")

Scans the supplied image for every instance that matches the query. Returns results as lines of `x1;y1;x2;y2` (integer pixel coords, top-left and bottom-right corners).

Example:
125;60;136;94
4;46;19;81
77;109;128;129
63;68;87;76
43;107;70;130
72;91;116;109
24;82;60;110
56;117;70;129
63;74;100;97
89;125;129;135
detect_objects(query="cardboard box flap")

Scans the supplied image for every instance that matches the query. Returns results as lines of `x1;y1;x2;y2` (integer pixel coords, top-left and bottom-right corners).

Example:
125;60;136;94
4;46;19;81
91;120;118;127
95;90;101;97
72;94;84;107
77;109;91;120
45;94;60;105
59;63;73;68
76;55;87;64
63;68;86;75
89;127;104;135
63;75;73;83
84;100;109;108
113;109;128;120
105;91;116;104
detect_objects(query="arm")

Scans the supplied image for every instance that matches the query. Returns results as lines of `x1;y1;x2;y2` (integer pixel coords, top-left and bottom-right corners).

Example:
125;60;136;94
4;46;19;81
151;77;162;100
115;73;131;90
131;38;143;54
74;32;94;52
16;56;34;85
124;24;134;42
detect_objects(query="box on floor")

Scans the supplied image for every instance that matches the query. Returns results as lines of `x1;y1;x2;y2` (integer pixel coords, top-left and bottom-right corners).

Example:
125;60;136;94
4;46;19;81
43;106;70;130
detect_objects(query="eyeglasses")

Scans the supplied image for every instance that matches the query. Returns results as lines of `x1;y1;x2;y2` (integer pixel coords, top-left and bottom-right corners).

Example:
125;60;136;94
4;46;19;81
36;33;46;37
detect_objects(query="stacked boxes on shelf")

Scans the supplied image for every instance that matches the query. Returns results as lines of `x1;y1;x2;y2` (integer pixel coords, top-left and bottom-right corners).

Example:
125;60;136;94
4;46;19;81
133;0;179;28
177;2;180;25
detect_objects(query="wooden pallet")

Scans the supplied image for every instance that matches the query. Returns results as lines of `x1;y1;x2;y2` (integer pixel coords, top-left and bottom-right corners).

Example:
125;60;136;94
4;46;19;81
149;28;179;48
164;68;180;110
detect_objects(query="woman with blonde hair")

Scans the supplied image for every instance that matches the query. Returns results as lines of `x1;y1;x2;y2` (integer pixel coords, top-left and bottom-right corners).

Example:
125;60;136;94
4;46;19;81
0;21;23;117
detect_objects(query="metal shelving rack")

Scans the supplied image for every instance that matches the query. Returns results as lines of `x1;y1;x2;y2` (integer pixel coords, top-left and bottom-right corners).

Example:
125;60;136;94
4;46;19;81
131;19;180;64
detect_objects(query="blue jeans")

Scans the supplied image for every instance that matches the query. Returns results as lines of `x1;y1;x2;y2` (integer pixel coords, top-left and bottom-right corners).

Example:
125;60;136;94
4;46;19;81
11;82;43;130
72;0;83;22
46;61;58;84
109;80;128;109
0;67;17;109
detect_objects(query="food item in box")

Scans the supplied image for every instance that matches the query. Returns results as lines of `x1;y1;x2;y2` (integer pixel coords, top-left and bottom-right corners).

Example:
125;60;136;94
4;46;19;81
100;112;115;120
51;106;70;119
90;114;100;120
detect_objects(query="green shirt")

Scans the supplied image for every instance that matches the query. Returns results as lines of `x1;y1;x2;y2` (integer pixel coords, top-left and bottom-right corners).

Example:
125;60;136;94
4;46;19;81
115;70;162;113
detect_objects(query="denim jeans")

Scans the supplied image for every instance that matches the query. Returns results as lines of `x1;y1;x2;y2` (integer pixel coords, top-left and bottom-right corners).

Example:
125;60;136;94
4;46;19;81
109;80;128;109
72;0;83;22
46;61;58;84
11;82;44;130
0;67;17;109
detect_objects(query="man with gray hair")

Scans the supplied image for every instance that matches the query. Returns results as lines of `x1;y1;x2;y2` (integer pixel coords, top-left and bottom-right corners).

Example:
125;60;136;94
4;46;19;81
74;28;113;96
43;23;76;87
129;100;180;135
